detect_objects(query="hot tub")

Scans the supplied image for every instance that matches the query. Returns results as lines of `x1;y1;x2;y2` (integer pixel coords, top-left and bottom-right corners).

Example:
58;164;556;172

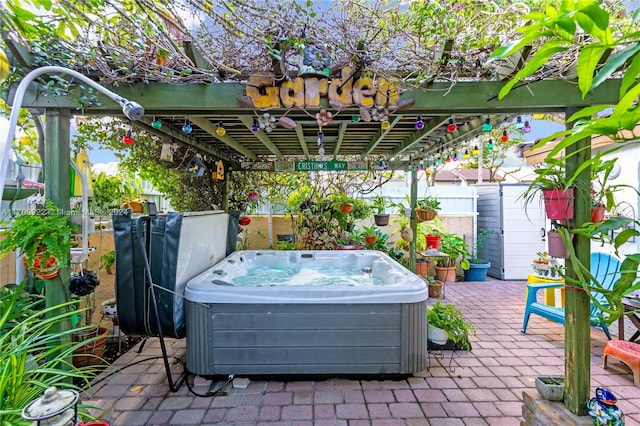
184;250;428;376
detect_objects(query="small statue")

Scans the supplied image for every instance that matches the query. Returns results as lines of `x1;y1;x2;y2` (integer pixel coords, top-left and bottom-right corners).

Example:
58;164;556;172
299;42;332;77
587;387;624;426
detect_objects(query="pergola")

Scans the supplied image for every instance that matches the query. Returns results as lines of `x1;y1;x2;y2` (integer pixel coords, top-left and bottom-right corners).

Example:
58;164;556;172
1;0;631;417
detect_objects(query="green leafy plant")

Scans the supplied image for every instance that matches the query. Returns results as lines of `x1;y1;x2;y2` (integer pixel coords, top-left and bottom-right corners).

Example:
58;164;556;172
467;229;495;264
276;240;298;250
416;195;441;212
436;231;470;269
0;201;77;270
361;224;378;237
99;250;116;272
370;195;388;215
0;282;98;425
426;300;476;351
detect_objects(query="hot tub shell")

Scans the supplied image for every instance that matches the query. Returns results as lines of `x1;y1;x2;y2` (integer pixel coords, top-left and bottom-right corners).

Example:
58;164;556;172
185;250;428;376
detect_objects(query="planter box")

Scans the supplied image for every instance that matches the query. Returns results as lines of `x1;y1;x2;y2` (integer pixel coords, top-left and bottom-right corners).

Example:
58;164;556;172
535;376;564;401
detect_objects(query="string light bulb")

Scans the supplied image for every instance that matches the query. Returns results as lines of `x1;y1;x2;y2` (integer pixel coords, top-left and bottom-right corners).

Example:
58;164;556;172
463;150;470;159
522;121;532;133
445;154;451;163
123;130;134;145
501;130;509;142
514;116;524;129
216;121;226;136
182;120;192;134
447;118;457;132
251;118;259;131
452;152;458;161
151;117;162;129
352;115;361;123
481;117;492;132
472;145;479;155
487;139;494;150
381;120;390;130
415;115;424;130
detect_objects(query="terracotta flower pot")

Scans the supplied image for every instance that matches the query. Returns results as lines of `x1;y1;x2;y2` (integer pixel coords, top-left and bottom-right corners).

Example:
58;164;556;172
339;203;353;213
365;235;377;245
415;260;428;276
428;280;444;298
591;205;606;222
435;265;456;283
73;326;109;368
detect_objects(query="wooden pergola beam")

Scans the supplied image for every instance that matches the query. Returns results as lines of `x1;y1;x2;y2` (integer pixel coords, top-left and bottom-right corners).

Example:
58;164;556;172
361;116;402;158
294;123;310;158
13;79;623;115
389;116;450;157
188;116;258;160
333;122;348;159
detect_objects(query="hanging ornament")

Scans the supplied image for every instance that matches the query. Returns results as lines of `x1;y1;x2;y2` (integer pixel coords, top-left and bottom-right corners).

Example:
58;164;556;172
247;190;260;201
514;116;524;130
315;109;333;127
487;139;495;150
501;130;509;142
123;130;134;145
160;142;175;162
463;150;470;159
317;131;324;145
447;118;457;132
212;160;225;180
522;121;532;133
186;156;206;177
259;113;277;132
251;118;260;131
371;106;389;122
381;120;390;130
318;146;325;156
151;117;162;129
415;116;425;130
481;117;492;132
216;121;226;136
182;120;192;134
279;116;297;129
472;145;479;155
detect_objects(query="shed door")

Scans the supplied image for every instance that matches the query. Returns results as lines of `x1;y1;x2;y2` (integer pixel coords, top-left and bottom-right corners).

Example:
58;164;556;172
500;184;546;280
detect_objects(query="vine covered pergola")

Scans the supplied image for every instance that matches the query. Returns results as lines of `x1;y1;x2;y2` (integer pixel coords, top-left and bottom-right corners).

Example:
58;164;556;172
2;0;639;417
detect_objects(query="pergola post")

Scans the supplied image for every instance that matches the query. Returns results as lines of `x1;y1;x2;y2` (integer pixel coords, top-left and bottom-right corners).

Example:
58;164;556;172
43;108;73;363
409;167;418;272
563;107;592;415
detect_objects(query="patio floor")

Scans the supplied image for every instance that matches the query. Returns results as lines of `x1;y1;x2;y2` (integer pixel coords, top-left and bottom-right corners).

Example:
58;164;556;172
81;280;640;425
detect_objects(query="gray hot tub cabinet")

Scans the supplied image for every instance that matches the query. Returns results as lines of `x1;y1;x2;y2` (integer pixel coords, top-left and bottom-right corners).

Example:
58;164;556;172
185;300;427;376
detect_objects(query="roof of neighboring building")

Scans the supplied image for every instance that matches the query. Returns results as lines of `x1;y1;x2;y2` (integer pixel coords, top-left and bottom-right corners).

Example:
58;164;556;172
435;168;504;183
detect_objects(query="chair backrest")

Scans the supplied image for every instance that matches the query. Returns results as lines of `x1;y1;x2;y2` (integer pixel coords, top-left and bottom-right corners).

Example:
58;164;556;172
589;252;621;317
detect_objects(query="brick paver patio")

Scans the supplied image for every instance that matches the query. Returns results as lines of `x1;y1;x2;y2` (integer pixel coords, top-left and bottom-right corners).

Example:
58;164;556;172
82;280;640;425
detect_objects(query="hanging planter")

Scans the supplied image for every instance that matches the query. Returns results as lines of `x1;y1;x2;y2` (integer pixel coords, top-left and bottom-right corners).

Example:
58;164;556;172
23;249;60;279
591;205;606;222
547;230;570;259
339;203;353;213
415;208;437;223
542;188;574;220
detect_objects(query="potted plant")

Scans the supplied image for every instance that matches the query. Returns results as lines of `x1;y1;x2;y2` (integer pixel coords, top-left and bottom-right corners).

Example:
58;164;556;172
370;195;390;226
100;249;116;274
434;231;470;283
520;158;574;221
425;275;444;299
333;195;371;231
0;201;77;279
426;300;476;351
362;224;378;246
416;195;441;223
590;154;625;222
337;228;365;250
463;229;495;282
